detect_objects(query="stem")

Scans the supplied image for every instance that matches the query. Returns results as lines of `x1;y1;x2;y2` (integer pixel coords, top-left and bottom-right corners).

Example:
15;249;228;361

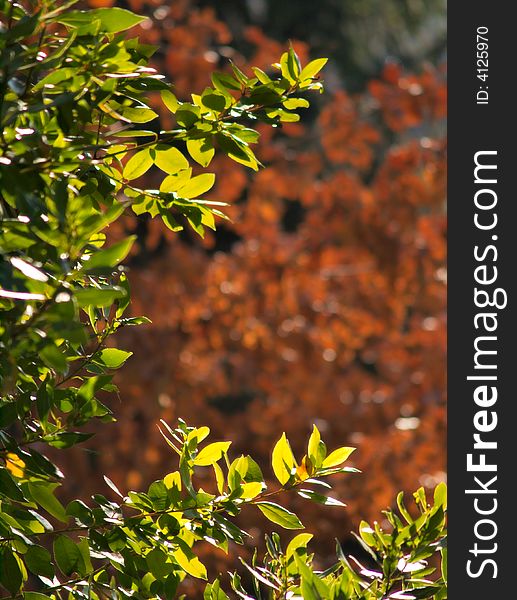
55;336;105;388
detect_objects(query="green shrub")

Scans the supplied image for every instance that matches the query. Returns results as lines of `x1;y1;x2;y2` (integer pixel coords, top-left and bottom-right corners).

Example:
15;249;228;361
0;1;446;597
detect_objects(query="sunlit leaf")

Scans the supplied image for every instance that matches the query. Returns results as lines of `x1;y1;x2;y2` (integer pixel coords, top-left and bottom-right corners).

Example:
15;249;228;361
271;433;297;486
256;502;303;529
322;447;355;468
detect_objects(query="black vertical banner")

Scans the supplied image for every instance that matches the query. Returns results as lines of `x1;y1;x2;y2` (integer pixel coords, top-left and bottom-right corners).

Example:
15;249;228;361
449;4;515;597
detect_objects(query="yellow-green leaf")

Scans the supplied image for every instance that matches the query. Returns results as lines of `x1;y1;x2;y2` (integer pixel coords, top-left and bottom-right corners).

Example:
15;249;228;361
123;148;153;180
173;544;207;580
286;533;313;558
187;138;215;167
119;106;158;124
256;502;303;530
240;482;264;500
283;98;310;110
84;236;135;271
322;447;355;468
178;173;215;199
161;90;179;113
153;146;189;174
272;433;297;486
163;471;182;491
159;168;192;193
434;481;447;509
299;58;328;81
187;426;210;444
194;441;231;466
213;462;225;495
307;425;321;466
28;482;68;523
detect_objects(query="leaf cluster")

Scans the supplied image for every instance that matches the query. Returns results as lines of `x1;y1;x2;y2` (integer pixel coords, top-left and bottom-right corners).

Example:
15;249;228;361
0;1;446;598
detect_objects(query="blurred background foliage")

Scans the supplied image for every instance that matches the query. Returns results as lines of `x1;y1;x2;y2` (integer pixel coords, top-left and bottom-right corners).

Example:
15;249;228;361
63;0;446;588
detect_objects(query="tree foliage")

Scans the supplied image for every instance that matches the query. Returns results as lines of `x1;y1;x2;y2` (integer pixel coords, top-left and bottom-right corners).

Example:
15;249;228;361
0;0;446;598
70;0;447;556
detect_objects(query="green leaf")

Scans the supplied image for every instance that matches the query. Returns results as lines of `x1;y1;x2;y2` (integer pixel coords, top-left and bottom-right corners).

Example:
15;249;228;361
187;138;215;167
40;344;68;374
211;72;241;92
66;500;93;525
322;446;355;468
280;51;296;83
252;67;271;84
397;491;413;524
97;348;133;369
58;8;147;34
0;547;22;595
204;579;230;600
194;441;231;466
216;133;259;171
178;173;215;198
153;146;189;174
75;286;126;308
256;502;303;529
148;480;169;511
295;555;330;599
84;236;136;271
176;106;200;128
147;548;173;579
299;58;328;81
119;106;159;124
25;593;53;600
241;456;264;483
123;148;153;180
46;432;93;449
77;538;93;575
28;482;68;523
160;209;184;232
79;203;125;238
227;456;247;491
0;403;17;428
287;46;301;80
201;92;226;112
297;489;346;507
271;433;297;485
358;521;376;546
25;545;54;579
230;62;249;85
53;535;83;576
36;382;51;422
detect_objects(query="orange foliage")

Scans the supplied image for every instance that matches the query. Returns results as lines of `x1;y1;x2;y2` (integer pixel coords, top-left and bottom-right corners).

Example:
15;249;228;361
66;0;446;573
